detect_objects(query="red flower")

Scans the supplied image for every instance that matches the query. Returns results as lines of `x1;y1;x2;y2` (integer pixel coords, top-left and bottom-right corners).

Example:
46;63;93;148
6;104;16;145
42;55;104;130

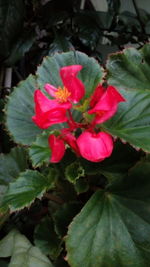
48;135;65;163
32;90;71;129
61;128;80;155
88;85;125;124
77;131;113;162
45;65;85;104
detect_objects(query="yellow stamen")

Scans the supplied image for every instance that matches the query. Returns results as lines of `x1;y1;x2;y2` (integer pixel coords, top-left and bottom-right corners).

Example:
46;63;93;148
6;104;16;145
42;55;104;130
55;86;71;103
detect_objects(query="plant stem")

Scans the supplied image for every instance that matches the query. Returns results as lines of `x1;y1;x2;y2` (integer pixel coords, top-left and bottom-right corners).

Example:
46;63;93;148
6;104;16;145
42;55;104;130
44;193;64;204
4;67;12;90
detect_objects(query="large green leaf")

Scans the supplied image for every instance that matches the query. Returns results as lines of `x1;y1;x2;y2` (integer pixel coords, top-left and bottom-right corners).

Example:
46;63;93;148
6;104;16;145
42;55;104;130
103;88;150;152
0;147;28;185
106;44;150;89
6;51;103;148
6;75;42;145
66;161;150;267
0;229;53;267
3;170;54;211
0;0;24;61
37;51;103;100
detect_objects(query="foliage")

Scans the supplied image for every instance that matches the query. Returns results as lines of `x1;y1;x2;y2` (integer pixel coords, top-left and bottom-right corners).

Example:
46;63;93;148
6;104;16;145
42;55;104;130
1;0;150;267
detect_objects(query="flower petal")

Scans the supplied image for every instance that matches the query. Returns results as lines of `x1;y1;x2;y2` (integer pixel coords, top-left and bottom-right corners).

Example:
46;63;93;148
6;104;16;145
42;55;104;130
61;128;80;155
90;85;105;108
44;83;57;97
77;131;113;162
48;135;65;163
60;65;85;103
88;85;126;124
32;90;70;129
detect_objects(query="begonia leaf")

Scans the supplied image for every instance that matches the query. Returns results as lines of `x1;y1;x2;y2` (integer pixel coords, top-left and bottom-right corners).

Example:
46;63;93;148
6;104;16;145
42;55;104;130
0;229;53;267
29;132;51;167
0;147;28;185
0;147;28;222
66;161;150;267
2;170;54;211
6;51;103;147
106;44;150;89
103;88;150;152
6;75;42;145
53;202;82;237
37;51;103;100
74;178;89;194
34;216;62;259
65;161;85;184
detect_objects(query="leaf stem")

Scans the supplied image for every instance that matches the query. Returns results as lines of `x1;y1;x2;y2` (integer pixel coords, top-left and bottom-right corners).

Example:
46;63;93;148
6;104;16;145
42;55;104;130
44;193;64;204
4;67;12;90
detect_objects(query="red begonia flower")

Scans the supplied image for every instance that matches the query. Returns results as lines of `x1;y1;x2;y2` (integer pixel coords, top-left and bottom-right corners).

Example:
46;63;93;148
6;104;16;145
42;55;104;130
48;135;65;163
77;131;113;162
88;85;126;124
45;65;85;104
32;90;71;129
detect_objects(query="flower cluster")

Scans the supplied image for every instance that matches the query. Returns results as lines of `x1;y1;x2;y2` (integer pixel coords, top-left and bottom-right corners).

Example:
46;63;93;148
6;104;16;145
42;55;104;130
32;65;125;163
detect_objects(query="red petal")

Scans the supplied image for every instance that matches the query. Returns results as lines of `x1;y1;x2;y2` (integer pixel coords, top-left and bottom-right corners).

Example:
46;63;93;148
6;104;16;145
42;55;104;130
49;135;65;163
60;65;85;103
61;129;80;155
32;90;70;129
90;85;105;108
88;85;126;124
77;131;113;162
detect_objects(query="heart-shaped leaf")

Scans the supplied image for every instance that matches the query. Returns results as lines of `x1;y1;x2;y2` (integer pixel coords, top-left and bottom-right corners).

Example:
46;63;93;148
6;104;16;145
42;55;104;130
66;161;150;267
6;51;103;147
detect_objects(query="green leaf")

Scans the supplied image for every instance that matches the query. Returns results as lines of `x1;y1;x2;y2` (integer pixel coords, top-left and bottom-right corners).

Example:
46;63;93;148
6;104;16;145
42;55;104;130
66;161;150;267
103;88;150;152
0;229;53;267
0;0;24;61
34;216;62;259
37;51;103;100
106;44;150;89
29;132;51;167
65;161;85;184
74;178;89;194
53;202;82;237
5;30;35;66
49;33;74;56
3;170;54;211
0;185;9;228
6;51;103;146
6;75;42;145
0;147;28;185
